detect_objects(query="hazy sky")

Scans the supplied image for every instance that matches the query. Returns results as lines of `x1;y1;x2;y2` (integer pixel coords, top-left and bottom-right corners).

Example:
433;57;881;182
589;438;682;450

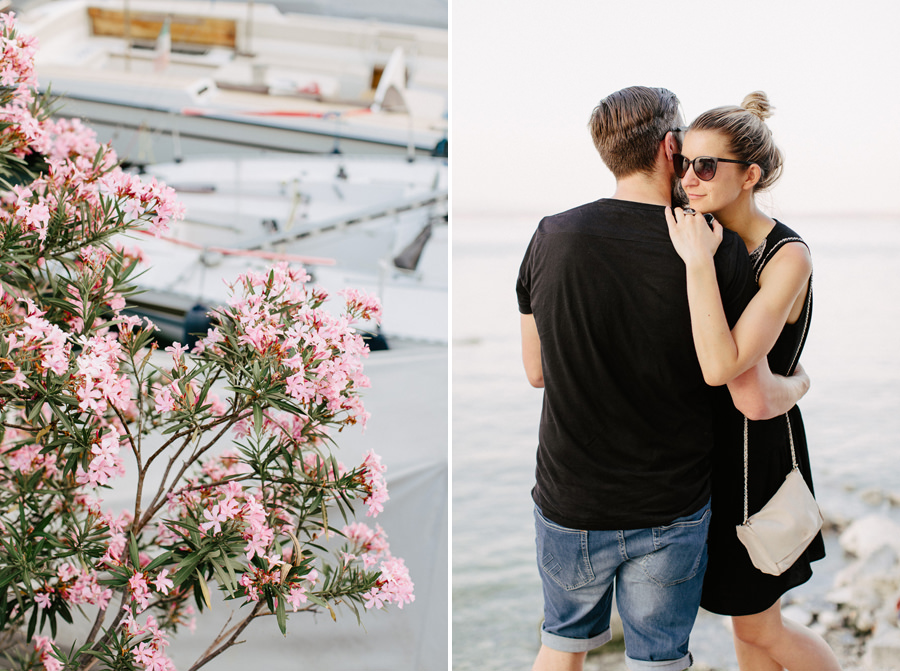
452;0;900;218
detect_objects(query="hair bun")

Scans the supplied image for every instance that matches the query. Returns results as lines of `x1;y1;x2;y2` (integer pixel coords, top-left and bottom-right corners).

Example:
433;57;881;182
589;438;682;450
741;91;773;121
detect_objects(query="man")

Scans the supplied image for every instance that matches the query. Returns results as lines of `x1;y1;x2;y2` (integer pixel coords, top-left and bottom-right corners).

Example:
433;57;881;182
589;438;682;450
516;86;808;671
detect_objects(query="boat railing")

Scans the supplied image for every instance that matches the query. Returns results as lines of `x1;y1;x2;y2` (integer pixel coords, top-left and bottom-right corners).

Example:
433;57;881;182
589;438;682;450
238;189;448;252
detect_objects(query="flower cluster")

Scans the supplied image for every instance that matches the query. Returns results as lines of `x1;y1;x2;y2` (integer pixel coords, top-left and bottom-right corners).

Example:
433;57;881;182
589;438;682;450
3;301;70;384
55;562;113;610
0;14;40;151
33;637;61;671
341;287;383;324
202;262;374;429
360;449;390;517
75;335;133;414
98;169;184;238
363;556;415;611
124;612;177;671
74;426;126;487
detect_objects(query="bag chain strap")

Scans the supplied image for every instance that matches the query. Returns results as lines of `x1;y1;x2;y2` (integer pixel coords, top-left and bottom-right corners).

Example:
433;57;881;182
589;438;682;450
742;414;798;524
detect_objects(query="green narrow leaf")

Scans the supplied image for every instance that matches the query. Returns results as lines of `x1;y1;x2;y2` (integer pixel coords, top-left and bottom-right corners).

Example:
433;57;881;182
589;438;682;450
224;556;239;592
192;580;206;612
57;600;73;625
27;400;45;422
47;608;58;639
275;594;287;635
306;593;329;610
26;602;38;641
196;570;212;609
144;551;174;573
209;560;234;598
172;552;205;588
128;532;140;569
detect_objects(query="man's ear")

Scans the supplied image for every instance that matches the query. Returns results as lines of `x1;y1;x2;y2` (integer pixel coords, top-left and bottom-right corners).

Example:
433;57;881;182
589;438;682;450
664;131;677;160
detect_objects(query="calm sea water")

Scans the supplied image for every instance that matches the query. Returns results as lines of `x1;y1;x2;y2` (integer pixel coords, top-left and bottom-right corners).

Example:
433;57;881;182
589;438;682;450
451;213;900;670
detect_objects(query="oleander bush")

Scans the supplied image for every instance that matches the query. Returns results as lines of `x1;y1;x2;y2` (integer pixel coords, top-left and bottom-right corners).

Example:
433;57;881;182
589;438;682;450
0;14;412;671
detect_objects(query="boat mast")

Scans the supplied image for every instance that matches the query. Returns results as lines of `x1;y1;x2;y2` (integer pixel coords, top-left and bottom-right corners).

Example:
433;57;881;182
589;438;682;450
123;0;131;71
242;0;255;56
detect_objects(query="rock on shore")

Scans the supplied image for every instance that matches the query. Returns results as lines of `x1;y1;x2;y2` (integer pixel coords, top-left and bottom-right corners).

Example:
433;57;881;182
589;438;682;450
825;514;900;670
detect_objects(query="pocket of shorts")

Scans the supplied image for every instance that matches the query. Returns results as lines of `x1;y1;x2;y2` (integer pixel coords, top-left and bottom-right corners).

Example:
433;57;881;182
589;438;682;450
534;508;594;591
643;505;711;587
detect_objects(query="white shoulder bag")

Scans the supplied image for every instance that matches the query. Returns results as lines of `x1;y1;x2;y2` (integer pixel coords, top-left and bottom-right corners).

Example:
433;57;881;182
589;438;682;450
735;413;823;576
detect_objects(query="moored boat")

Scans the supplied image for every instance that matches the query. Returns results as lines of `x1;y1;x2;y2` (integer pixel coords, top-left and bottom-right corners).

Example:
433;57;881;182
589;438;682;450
19;0;448;161
119;153;448;344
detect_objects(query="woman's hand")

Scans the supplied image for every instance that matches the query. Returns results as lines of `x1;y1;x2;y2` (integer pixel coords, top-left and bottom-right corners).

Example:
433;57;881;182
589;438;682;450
664;207;723;266
791;362;810;398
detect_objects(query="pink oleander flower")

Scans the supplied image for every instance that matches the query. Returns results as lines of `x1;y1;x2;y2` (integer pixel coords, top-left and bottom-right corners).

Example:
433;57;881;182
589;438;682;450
128;572;151;613
343;522;391;558
165;341;188;362
206;392;228;415
132;642;155;667
152;569;174;595
341;287;383;324
75;427;126;488
286;583;308;611
200;502;228;535
3;367;27;388
360;450;389;517
33;636;62;671
153;382;176;413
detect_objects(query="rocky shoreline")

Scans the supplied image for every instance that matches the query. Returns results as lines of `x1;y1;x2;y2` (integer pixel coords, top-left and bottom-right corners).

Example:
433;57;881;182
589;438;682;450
585;488;900;671
811;503;900;670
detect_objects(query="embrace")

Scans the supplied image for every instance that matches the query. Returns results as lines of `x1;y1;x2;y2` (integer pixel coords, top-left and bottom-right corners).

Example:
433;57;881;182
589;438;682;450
516;86;841;670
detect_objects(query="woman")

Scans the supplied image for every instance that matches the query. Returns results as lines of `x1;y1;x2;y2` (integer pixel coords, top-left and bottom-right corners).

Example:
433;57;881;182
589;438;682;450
665;92;841;670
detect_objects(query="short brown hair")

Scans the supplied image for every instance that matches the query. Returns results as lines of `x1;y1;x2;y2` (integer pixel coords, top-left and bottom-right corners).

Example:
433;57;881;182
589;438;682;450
689;91;783;192
588;86;681;179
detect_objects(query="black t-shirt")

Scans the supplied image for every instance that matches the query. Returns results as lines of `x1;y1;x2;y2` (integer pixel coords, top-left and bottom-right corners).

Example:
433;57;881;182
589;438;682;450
516;198;753;530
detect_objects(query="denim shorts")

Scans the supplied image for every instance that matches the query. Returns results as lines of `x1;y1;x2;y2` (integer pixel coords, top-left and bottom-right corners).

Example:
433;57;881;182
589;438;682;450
534;501;710;671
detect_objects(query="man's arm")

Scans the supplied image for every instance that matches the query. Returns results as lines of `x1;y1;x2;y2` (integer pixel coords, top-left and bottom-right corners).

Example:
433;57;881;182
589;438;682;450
727;361;809;421
520;313;543;388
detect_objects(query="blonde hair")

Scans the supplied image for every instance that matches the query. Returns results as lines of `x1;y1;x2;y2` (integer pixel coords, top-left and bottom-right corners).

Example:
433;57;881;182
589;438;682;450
588;86;681;179
689;91;783;192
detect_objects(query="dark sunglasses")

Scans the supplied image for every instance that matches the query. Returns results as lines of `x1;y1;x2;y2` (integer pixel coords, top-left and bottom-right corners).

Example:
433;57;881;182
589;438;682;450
660;126;688;141
673;153;753;181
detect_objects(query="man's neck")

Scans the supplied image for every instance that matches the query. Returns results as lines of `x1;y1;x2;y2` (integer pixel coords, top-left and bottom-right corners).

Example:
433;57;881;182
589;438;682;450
611;172;671;207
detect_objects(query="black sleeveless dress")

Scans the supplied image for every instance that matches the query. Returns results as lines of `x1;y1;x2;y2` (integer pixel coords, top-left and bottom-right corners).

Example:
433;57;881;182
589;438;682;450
700;221;826;616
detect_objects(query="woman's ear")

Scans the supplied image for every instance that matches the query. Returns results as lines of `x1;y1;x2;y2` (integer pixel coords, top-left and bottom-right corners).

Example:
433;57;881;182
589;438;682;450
743;163;762;191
